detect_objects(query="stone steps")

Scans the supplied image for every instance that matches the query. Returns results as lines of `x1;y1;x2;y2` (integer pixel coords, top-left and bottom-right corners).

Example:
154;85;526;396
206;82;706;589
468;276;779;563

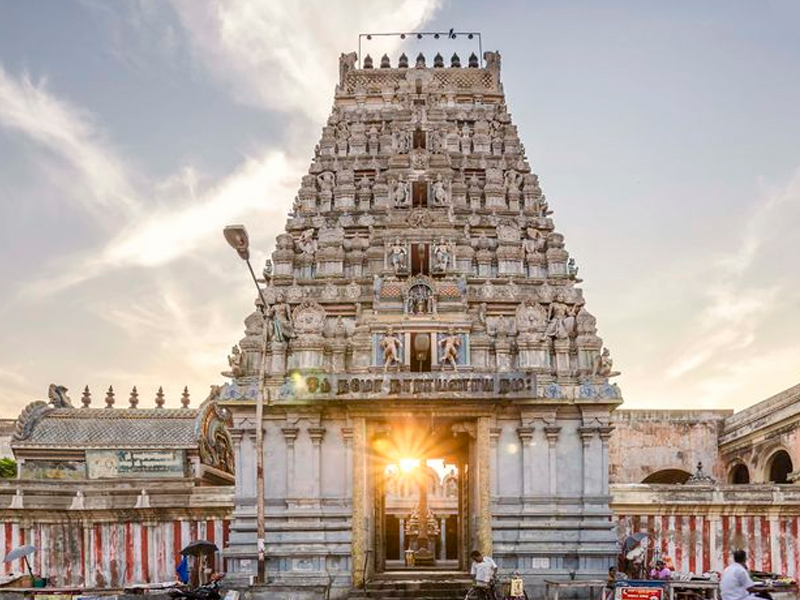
348;572;472;600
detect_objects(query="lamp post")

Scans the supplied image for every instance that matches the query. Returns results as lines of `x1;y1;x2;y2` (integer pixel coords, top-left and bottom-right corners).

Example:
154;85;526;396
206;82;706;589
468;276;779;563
223;224;267;585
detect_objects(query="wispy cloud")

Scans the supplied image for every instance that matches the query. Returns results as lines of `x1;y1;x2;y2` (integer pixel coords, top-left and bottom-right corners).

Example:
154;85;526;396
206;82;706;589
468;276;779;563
663;167;800;405
0;63;139;218
169;0;442;121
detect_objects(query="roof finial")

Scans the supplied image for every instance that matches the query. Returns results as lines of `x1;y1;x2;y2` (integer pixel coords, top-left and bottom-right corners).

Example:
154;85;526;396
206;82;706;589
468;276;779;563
380;54;390;68
398;53;409;69
415;52;426;68
363;54;373;69
105;385;115;409
433;53;444;68
155;386;165;409
81;385;91;408
129;386;139;409
181;386;190;408
451;53;461;68
468;52;479;68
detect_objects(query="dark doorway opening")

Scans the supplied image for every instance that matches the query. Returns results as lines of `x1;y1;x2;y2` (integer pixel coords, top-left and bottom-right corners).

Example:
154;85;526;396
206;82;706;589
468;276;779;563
730;463;750;484
412;181;428;208
769;451;793;484
411;243;429;275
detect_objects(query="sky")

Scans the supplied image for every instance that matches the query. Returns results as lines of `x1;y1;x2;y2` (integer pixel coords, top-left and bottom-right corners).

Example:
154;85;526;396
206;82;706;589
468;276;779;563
0;0;799;417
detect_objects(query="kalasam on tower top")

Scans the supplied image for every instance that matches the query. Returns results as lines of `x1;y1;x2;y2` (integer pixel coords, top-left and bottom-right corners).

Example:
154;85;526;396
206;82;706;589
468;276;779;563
219;43;622;599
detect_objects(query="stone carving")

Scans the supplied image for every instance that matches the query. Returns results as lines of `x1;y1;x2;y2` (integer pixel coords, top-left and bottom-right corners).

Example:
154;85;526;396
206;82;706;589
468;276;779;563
292;300;327;334
262;259;273;280
48;384;72;408
497;220;521;243
593;348;619;378
406;280;436;315
380;327;403;371
297;228;317;257
389;238;408;273
516;299;548;333
226;345;244;377
269;293;296;341
439;328;462;371
13;400;52;441
321;282;338;300
504;169;523;192
408;209;433;228
197;391;235;475
432;237;454;272
480;280;495;299
568;258;579;277
392;179;410;207
318;171;335;193
286;279;304;302
545;302;575;340
394;128;412;154
345;280;361;300
431;175;448;206
523;227;546;256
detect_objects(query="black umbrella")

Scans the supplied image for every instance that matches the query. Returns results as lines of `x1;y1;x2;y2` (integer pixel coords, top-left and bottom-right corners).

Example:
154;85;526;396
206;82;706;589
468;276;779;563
3;544;36;577
180;540;218;556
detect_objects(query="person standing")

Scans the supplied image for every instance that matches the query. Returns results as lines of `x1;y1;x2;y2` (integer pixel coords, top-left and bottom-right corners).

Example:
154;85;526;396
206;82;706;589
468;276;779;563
469;550;498;599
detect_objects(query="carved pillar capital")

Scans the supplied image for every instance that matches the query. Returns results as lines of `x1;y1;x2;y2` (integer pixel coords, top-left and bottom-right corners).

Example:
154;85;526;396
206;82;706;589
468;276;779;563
578;426;597;446
282;426;300;447
517;426;534;444
598;425;614;443
308;426;327;445
544;425;561;445
341;426;354;446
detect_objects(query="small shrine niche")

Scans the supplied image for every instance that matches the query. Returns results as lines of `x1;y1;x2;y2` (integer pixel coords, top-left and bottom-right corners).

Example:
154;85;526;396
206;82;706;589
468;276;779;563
403;276;437;316
412;181;428;208
412;128;426;150
411;242;430;276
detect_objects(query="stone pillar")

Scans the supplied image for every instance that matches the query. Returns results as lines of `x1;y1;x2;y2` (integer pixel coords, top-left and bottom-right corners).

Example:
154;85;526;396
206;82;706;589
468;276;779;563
399;518;405;554
309;427;326;498
342;427;354;497
477;417;493;556
282;426;299;498
579;427;600;496
553;338;571;378
545;426;561;496
599;426;614;495
490;427;501;496
351;417;368;587
270;341;288;376
517;426;534;497
440;518;447;560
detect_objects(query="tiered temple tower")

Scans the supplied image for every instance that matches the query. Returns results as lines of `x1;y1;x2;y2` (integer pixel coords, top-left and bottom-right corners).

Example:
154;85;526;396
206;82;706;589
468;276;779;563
221;48;622;599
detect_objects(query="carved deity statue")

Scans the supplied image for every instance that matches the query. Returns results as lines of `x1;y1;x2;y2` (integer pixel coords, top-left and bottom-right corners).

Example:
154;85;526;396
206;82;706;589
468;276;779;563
317;171;335;192
433;238;453;272
593;348;617;377
269;292;295;342
389;238;408;273
297;228;317;257
393;180;410;207
523;227;546;257
227;345;244;377
545;302;571;340
432;176;448;206
380;327;403;371
439;328;462;371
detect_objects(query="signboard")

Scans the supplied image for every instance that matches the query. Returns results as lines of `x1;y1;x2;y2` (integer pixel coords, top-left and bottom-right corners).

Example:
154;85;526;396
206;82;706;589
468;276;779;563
86;450;186;479
616;585;665;600
278;371;537;401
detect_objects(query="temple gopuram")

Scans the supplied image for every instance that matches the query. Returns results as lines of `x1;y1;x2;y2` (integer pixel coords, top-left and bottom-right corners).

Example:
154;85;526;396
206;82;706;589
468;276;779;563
219;47;622;598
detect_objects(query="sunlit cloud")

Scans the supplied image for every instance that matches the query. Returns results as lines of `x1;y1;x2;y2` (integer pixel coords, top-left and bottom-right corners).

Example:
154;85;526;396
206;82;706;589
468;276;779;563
169;0;443;121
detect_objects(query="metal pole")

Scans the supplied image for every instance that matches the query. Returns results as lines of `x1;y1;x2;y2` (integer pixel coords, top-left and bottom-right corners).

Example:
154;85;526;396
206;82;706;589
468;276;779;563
244;257;268;585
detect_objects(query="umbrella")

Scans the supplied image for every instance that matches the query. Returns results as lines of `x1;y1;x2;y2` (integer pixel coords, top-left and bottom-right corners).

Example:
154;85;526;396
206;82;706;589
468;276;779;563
3;545;36;577
180;540;218;556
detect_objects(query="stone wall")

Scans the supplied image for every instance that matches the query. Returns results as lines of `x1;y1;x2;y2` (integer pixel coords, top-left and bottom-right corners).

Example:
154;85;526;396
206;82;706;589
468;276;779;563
612;484;800;577
609;410;731;483
0;481;232;588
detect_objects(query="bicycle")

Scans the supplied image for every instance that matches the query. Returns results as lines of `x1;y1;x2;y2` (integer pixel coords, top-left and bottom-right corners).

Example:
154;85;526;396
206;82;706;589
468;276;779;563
465;578;500;600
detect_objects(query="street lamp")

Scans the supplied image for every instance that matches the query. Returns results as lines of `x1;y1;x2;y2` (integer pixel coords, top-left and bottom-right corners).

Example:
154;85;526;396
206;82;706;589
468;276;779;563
223;224;267;585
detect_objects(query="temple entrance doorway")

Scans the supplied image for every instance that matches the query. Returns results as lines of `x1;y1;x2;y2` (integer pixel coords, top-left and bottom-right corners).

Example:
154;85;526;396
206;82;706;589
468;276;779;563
371;419;473;572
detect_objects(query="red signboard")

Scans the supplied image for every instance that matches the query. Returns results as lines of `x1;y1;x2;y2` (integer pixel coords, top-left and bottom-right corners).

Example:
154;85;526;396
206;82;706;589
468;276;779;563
616;587;665;600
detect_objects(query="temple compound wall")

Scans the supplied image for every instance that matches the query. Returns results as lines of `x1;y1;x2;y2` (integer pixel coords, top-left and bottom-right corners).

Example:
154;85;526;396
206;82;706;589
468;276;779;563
1;386;235;589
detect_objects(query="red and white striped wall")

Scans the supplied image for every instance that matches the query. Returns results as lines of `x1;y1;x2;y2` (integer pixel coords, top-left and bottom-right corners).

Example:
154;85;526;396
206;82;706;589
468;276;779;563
0;518;230;588
616;514;800;577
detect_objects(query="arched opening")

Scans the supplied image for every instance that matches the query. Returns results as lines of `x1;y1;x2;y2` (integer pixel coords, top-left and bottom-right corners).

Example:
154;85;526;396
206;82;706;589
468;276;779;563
768;450;793;484
729;463;750;484
641;469;692;484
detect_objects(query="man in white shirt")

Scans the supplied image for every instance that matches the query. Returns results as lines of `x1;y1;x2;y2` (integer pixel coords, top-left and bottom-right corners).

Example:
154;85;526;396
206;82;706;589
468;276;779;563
470;550;498;594
720;550;767;600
